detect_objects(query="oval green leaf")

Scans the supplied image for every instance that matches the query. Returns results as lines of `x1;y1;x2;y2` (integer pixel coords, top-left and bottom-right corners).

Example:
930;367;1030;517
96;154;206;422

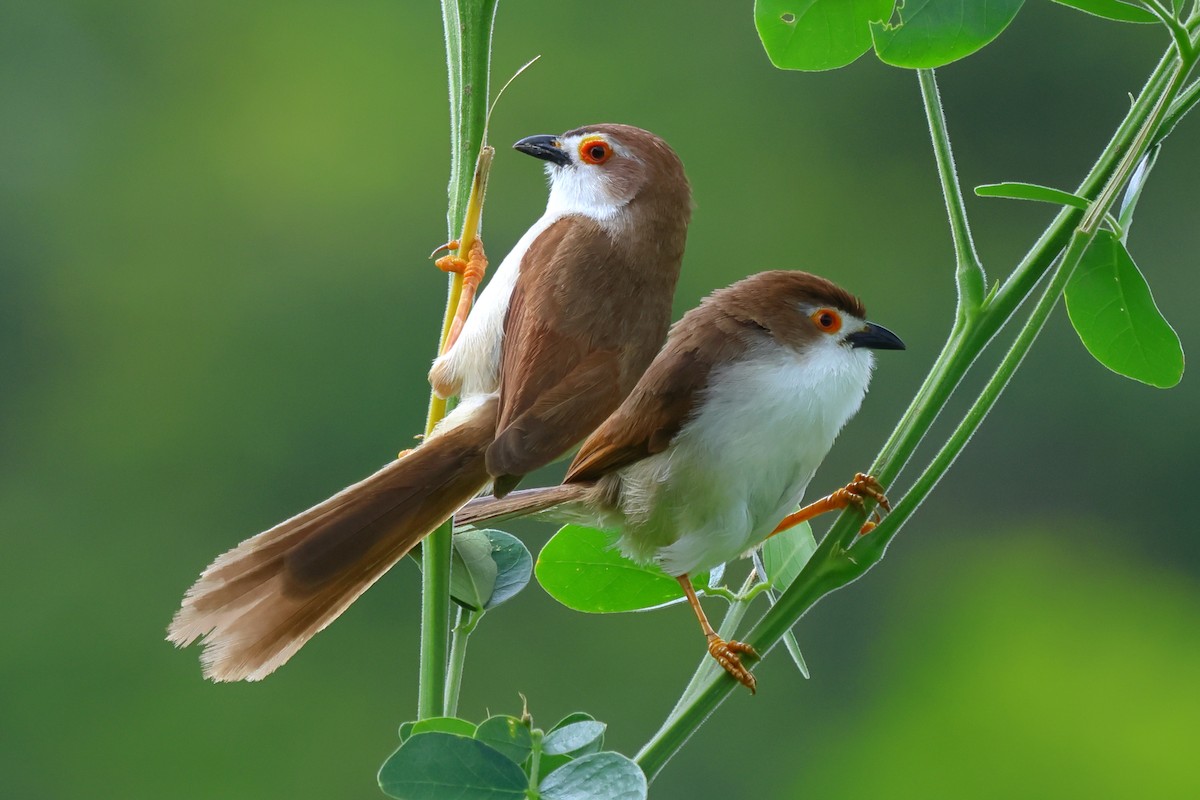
755;0;896;71
1065;230;1184;388
542;721;606;757
451;530;498;611
482;529;533;610
550;712;595;732
975;182;1091;211
1050;0;1156;23
473;715;532;765
535;525;711;613
450;529;533;611
409;716;477;739
760;522;816;590
539;711;598;776
870;0;1025;68
379;732;526;800
539;752;648;800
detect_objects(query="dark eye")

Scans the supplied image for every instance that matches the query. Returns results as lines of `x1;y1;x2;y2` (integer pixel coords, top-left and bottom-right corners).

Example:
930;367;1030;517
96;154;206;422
810;308;843;333
579;138;612;165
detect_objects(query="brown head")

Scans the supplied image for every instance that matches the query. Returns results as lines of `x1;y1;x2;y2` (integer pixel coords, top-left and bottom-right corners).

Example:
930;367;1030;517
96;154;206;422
695;270;904;355
514;123;691;228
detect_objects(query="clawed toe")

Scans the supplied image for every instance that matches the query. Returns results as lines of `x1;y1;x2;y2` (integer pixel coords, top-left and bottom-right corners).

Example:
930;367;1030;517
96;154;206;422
707;635;759;694
432;238;489;352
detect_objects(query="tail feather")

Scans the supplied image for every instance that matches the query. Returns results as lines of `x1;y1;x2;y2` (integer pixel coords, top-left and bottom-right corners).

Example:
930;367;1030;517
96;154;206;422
455;483;592;528
168;400;497;682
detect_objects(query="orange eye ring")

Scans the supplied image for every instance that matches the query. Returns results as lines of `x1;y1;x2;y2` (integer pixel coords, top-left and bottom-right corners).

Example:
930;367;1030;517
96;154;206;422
811;308;843;334
579;137;612;165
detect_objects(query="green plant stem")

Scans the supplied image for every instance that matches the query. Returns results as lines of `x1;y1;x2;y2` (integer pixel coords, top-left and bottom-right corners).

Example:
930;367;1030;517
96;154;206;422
420;0;498;722
848;46;1178;543
444;607;480;717
1159;76;1200;142
1143;0;1195;57
528;729;544;798
637;37;1199;782
919;68;986;317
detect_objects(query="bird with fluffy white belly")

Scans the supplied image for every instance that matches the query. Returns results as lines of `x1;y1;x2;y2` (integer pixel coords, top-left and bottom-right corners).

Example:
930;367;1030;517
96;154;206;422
168;123;692;681
458;269;905;692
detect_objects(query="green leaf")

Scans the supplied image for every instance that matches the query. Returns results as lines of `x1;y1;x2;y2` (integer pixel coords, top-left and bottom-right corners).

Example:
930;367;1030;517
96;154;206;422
450;529;533;611
779;626;811;679
975;182;1091;211
379;732;526;800
1050;0;1156;23
755;0;896;71
482;529;533;610
535;525;712;613
539;752;648;800
409;716;477;739
760;522;816;591
759;528;816;679
473;715;533;765
538;712;598;776
870;0;1025;68
542;721;606;756
1065;230;1184;388
398;721;416;742
550;712;596;732
451;530;498;611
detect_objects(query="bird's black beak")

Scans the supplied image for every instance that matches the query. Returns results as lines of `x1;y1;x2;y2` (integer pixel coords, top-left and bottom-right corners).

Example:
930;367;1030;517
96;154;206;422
847;322;906;351
514;134;571;167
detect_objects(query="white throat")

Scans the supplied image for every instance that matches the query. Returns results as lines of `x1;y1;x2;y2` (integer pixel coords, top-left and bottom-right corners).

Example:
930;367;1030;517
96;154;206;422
544;166;627;222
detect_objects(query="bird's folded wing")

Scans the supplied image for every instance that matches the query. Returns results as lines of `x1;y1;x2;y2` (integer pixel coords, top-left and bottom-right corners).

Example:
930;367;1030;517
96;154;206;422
563;303;756;482
487;214;651;479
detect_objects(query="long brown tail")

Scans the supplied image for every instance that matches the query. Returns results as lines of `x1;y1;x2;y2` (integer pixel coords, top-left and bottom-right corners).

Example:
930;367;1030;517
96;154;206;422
167;400;496;682
455;483;592;528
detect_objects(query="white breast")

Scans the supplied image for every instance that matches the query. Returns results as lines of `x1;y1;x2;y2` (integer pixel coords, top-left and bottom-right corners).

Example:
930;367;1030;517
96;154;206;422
616;341;875;577
428;167;627;410
428;213;557;401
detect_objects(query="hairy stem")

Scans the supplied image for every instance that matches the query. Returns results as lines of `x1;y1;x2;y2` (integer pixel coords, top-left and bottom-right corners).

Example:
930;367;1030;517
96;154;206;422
419;0;498;722
444;607;480;717
919;68;986;317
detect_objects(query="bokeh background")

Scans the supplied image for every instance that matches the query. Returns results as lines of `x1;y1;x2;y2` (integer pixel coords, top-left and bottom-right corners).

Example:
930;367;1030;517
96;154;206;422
3;1;1198;797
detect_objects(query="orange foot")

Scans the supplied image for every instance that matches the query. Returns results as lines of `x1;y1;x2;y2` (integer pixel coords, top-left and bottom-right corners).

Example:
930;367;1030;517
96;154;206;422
708;635;759;694
772;472;892;537
395;434;424;460
432;238;488;352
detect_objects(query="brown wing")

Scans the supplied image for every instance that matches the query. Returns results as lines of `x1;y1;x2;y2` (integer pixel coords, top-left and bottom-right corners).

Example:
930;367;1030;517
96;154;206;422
564;301;753;483
485;215;676;486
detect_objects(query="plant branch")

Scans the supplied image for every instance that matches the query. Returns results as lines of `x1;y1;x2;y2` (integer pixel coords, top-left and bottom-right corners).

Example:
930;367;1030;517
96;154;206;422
444;607;480;717
1159;75;1200;143
1143;0;1195;58
637;34;1200;782
918;68;986;318
419;0;499;722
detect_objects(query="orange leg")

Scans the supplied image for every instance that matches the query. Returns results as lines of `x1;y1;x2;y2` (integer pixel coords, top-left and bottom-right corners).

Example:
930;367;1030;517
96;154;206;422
677;575;759;694
433;238;488;352
771;473;891;538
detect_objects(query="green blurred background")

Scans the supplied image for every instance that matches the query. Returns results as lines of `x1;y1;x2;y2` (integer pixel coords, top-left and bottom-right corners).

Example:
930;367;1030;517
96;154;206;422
3;1;1198;797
